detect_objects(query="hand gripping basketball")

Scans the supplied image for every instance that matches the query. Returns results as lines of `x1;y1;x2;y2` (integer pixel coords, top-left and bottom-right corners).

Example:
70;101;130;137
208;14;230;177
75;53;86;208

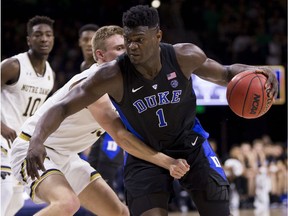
226;70;274;119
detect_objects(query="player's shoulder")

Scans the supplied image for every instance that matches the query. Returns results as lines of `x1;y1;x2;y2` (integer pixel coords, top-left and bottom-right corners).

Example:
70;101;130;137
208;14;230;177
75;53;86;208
173;43;205;57
65;65;97;90
1;56;20;73
172;43;207;77
174;43;206;64
103;58;123;73
1;57;21;84
1;52;27;68
115;53;133;75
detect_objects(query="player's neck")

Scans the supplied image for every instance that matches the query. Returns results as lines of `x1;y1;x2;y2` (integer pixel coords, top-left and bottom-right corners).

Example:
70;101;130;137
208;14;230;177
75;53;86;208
135;57;162;80
84;56;95;65
28;51;47;76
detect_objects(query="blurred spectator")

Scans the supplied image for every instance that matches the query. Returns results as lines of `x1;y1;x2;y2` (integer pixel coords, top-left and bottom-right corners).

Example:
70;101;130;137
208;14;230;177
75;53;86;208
265;141;287;207
239;141;257;208
223;145;244;210
252;139;270;210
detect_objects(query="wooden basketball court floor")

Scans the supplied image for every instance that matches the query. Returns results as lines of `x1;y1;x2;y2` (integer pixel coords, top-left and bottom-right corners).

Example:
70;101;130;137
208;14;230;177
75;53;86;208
15;196;288;215
169;207;287;216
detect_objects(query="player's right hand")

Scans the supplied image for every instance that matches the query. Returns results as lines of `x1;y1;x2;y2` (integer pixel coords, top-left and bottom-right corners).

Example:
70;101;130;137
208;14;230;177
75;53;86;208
169;159;190;179
1;124;17;144
26;141;47;180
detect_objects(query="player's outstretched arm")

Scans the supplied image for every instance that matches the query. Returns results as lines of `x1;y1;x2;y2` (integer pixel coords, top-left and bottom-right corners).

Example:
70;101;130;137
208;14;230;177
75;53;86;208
174;43;278;98
88;95;190;179
193;58;278;98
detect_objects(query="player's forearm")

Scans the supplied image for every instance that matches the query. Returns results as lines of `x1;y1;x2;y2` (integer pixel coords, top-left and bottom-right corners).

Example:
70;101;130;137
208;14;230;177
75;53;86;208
116;129;175;170
98;113;179;170
227;64;274;79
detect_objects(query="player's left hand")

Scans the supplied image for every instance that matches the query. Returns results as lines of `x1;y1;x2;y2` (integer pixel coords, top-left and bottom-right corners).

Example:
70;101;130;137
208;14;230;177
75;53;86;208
256;67;278;98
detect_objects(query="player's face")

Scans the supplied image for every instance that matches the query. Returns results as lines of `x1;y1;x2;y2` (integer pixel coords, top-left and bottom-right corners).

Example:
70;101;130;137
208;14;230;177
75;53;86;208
99;34;125;63
79;30;95;58
27;24;54;56
123;26;162;65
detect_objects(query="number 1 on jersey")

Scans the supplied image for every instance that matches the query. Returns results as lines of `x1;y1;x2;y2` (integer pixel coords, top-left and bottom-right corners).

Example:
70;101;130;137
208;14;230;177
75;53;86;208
156;108;167;127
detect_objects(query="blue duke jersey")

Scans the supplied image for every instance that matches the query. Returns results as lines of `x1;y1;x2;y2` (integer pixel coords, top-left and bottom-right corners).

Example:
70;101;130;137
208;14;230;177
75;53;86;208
111;43;197;152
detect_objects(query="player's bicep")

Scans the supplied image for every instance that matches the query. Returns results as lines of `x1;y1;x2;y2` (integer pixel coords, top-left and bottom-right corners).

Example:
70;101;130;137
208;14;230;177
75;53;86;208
193;58;228;86
174;43;207;79
1;58;20;86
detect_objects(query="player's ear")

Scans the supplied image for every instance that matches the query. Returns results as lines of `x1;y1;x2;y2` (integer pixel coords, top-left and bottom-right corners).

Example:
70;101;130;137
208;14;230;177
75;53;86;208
156;30;162;42
27;36;31;47
95;49;104;61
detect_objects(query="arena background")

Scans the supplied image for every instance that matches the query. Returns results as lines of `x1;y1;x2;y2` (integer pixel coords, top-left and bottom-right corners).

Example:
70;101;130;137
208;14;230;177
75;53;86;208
1;0;287;158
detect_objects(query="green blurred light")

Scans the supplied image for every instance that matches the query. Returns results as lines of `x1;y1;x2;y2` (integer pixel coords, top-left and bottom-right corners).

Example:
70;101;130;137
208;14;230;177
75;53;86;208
196;105;205;114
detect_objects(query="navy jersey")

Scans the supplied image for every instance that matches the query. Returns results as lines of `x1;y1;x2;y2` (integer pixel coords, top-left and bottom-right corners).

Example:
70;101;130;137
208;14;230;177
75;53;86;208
111;43;197;151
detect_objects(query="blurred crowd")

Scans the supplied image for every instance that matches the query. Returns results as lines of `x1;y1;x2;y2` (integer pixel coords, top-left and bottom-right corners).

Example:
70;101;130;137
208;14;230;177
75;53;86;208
223;135;287;210
2;0;287;92
168;135;287;213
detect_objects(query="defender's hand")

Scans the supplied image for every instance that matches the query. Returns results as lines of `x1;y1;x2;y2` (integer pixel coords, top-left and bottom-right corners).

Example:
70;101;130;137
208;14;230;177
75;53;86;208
169;159;190;179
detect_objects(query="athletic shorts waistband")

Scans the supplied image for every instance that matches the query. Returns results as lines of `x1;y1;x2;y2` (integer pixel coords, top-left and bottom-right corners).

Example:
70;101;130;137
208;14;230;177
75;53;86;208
19;132;31;141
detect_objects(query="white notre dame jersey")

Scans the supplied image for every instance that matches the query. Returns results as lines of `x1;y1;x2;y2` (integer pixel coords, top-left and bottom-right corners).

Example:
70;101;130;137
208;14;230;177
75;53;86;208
19;64;104;154
1;52;54;149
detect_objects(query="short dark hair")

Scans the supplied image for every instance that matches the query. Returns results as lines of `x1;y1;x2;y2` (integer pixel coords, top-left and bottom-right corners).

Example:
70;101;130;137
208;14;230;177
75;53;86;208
122;5;159;28
79;24;99;37
27;15;54;35
92;25;123;61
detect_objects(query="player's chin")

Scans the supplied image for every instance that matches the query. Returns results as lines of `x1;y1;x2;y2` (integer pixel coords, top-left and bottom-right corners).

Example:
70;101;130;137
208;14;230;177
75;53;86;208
85;50;93;55
129;55;141;64
38;49;52;55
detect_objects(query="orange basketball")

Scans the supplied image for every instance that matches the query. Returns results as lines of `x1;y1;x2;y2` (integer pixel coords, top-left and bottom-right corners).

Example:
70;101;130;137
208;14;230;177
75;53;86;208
226;71;273;119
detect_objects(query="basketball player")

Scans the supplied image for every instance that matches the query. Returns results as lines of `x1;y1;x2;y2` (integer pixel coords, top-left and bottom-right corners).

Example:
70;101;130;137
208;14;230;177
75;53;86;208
10;25;189;216
21;5;278;216
1;16;55;216
78;23;100;161
78;23;99;71
78;23;125;195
